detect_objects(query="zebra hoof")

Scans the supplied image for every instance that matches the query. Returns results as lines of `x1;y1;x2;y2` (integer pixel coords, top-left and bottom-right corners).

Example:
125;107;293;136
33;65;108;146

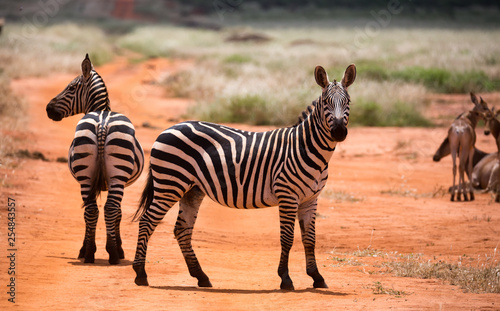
280;279;295;291
133;264;149;286
198;278;213;288
106;244;120;265
313;280;328;288
78;247;85;259
84;254;95;264
135;277;149;286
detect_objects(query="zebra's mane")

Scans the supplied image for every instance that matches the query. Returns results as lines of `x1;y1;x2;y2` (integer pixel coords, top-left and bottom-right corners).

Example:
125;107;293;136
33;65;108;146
294;98;319;126
89;69;111;112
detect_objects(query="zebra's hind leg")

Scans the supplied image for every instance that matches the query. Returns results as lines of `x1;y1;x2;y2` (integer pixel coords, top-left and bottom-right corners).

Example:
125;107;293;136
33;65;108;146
79;201;99;263
104;184;125;265
115;206;125;259
175;187;212;287
277;202;298;290
133;197;178;286
298;200;327;289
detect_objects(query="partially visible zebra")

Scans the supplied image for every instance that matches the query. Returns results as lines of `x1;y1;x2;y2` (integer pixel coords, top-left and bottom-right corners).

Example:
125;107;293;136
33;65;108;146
133;64;356;290
46;54;144;264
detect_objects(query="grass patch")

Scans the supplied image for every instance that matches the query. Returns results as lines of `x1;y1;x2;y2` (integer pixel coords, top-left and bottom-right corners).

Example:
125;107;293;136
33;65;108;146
331;248;500;294
372;281;410;297
358;62;500;94
385;255;500;293
0;72;26;161
320;189;364;203
350;100;432;127
0;23;114;78
393;67;500;94
223;54;253;64
349;80;432;127
197;94;271;126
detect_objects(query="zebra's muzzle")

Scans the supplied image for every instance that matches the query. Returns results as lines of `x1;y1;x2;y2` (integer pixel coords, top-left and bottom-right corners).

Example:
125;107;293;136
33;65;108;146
46;101;64;121
331;118;348;142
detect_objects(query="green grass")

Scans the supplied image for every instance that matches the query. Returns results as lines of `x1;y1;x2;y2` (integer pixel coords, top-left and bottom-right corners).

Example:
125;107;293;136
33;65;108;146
359;62;500;94
351;100;432;127
393;67;500;94
196;94;271;126
223;54;254;64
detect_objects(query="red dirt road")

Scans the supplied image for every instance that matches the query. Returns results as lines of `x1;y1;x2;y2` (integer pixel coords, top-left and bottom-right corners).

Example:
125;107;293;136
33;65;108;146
2;58;499;310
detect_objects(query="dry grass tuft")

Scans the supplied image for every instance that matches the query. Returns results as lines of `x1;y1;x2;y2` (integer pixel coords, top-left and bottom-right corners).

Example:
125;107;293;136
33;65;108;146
0;72;27;162
385;254;500;293
372;281;411;297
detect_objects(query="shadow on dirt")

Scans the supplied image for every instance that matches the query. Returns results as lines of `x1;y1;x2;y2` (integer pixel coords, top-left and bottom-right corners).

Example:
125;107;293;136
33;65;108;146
46;255;134;266
151;285;349;296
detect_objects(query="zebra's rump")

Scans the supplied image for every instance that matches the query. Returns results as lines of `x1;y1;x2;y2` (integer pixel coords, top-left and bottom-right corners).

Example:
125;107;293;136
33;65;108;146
69;111;144;195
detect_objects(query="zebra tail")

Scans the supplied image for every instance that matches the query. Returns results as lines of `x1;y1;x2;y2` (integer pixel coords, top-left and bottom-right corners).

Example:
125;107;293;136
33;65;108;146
83;124;107;207
83;152;107;207
133;165;154;222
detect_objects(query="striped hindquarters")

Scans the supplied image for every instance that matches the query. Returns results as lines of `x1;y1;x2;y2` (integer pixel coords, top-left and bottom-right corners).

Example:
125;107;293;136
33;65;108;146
69;111;144;202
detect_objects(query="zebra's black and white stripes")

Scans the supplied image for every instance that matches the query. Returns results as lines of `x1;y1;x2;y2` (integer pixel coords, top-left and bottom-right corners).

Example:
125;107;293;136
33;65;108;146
46;54;144;264
132;64;356;290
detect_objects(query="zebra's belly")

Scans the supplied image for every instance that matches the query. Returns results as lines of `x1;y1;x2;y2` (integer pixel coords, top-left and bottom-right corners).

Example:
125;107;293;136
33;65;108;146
194;179;280;209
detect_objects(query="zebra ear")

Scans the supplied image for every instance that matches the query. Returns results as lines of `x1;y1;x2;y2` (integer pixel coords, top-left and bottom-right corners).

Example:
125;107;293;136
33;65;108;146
341;64;356;89
314;66;330;89
82;53;92;80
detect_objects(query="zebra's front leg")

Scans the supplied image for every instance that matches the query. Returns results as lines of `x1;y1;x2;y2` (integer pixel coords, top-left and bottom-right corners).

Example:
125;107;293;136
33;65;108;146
79;201;99;263
175;187;212;287
104;184;125;264
277;203;298;290
298;200;327;289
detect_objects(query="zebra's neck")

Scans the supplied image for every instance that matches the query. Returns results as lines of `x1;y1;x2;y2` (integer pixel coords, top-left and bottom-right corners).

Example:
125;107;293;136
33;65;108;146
82;71;111;114
295;102;337;165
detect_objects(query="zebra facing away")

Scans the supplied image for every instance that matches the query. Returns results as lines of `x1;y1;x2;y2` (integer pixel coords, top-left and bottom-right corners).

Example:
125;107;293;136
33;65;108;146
133;64;356;290
46;54;144;264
